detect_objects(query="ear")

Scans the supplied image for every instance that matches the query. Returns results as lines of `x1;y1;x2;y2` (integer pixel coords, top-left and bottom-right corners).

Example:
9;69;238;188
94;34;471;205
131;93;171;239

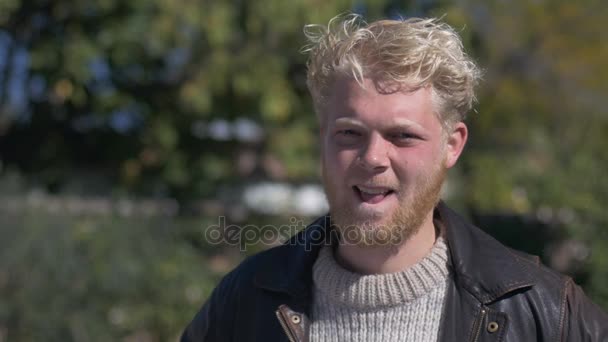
444;122;468;169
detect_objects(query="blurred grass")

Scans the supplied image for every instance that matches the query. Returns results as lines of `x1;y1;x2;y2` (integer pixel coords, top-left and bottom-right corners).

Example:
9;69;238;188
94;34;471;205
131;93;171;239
0;210;244;342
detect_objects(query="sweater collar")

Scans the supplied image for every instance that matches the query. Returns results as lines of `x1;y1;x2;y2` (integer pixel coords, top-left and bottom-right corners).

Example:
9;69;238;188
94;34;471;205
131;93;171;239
312;236;449;310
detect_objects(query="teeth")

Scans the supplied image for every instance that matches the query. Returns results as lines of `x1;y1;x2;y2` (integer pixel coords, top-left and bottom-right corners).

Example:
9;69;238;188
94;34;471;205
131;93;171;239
357;186;390;195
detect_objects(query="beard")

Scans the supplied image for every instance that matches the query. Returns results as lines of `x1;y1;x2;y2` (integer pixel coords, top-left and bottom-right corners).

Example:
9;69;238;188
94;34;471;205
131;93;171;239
322;162;447;248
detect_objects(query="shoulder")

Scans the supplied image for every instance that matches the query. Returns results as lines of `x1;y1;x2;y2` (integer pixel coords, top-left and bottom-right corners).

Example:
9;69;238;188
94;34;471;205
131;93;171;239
510;248;608;339
505;246;569;285
215;242;296;296
438;202;571;305
181;218;329;341
198;214;330;301
180;243;297;342
468;223;608;338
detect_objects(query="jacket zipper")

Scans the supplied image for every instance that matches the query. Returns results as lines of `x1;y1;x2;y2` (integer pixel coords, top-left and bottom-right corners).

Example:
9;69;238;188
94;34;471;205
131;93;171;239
470;307;487;342
275;309;298;342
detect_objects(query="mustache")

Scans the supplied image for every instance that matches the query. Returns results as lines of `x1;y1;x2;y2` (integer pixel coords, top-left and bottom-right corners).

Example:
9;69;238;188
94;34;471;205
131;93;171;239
352;178;399;190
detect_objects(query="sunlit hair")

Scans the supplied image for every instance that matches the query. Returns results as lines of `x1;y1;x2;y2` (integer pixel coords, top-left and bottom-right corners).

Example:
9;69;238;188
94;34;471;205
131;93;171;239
303;14;482;128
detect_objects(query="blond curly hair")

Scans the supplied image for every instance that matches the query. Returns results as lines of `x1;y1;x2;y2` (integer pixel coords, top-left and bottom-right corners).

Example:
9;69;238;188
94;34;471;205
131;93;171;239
303;14;481;128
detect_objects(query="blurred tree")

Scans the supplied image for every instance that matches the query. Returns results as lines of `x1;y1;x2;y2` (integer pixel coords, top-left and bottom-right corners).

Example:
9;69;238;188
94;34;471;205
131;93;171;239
0;0;452;201
0;0;379;199
437;0;608;307
1;0;608;340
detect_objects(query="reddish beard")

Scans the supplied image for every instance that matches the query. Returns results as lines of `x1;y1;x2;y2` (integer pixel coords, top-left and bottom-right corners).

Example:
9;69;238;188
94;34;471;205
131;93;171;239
322;163;447;247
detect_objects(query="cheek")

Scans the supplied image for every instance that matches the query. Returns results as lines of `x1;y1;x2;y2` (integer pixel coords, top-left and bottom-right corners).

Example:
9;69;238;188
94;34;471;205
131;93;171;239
322;138;355;170
324;156;352;183
333;148;358;173
392;148;436;177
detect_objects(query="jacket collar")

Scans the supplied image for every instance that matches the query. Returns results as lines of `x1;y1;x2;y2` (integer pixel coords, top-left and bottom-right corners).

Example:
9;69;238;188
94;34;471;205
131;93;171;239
436;202;536;304
254;215;334;299
255;202;536;304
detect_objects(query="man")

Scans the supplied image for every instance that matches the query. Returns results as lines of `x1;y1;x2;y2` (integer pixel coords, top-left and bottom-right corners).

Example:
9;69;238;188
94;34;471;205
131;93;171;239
181;15;608;341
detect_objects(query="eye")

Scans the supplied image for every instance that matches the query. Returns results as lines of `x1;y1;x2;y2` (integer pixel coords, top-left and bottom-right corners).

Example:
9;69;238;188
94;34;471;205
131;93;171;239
393;132;416;139
337;129;361;136
389;132;421;144
334;129;362;146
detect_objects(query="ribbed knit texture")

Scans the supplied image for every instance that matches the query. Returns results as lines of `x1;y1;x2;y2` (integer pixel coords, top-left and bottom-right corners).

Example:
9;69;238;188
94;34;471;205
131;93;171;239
310;237;450;342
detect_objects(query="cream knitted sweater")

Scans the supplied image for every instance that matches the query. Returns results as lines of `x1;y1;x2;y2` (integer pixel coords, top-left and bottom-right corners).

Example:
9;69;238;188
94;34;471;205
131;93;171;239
310;237;450;342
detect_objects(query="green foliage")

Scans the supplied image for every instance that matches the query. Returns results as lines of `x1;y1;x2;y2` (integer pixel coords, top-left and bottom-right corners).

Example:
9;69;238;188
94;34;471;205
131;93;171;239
0;0;393;199
0;212;233;341
1;0;608;337
439;0;608;307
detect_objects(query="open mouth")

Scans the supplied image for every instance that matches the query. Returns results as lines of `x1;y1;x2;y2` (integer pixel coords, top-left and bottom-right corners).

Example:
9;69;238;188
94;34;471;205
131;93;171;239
353;185;395;204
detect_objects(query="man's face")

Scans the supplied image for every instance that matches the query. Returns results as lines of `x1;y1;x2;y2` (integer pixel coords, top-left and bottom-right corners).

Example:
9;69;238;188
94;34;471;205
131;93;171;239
320;77;460;246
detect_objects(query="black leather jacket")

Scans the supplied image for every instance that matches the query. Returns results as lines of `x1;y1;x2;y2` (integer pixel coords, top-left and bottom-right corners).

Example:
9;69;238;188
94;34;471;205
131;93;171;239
181;202;608;341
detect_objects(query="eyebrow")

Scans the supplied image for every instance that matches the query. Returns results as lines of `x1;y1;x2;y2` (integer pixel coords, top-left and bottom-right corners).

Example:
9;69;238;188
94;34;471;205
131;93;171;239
389;118;425;131
334;117;425;131
334;117;367;128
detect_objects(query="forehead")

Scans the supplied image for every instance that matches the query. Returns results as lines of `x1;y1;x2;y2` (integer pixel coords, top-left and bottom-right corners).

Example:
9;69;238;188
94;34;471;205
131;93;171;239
323;77;438;126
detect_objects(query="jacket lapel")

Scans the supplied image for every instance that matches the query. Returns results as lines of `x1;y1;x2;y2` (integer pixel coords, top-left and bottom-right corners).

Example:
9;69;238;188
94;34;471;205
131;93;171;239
436;202;537;341
254;215;332;300
438;202;536;303
253;215;333;341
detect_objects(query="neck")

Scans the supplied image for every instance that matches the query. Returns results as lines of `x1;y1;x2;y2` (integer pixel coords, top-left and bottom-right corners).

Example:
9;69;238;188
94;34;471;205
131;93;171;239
335;210;437;274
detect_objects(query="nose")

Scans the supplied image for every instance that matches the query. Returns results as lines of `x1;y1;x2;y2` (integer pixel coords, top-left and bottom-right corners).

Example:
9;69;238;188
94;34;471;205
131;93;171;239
357;134;389;173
